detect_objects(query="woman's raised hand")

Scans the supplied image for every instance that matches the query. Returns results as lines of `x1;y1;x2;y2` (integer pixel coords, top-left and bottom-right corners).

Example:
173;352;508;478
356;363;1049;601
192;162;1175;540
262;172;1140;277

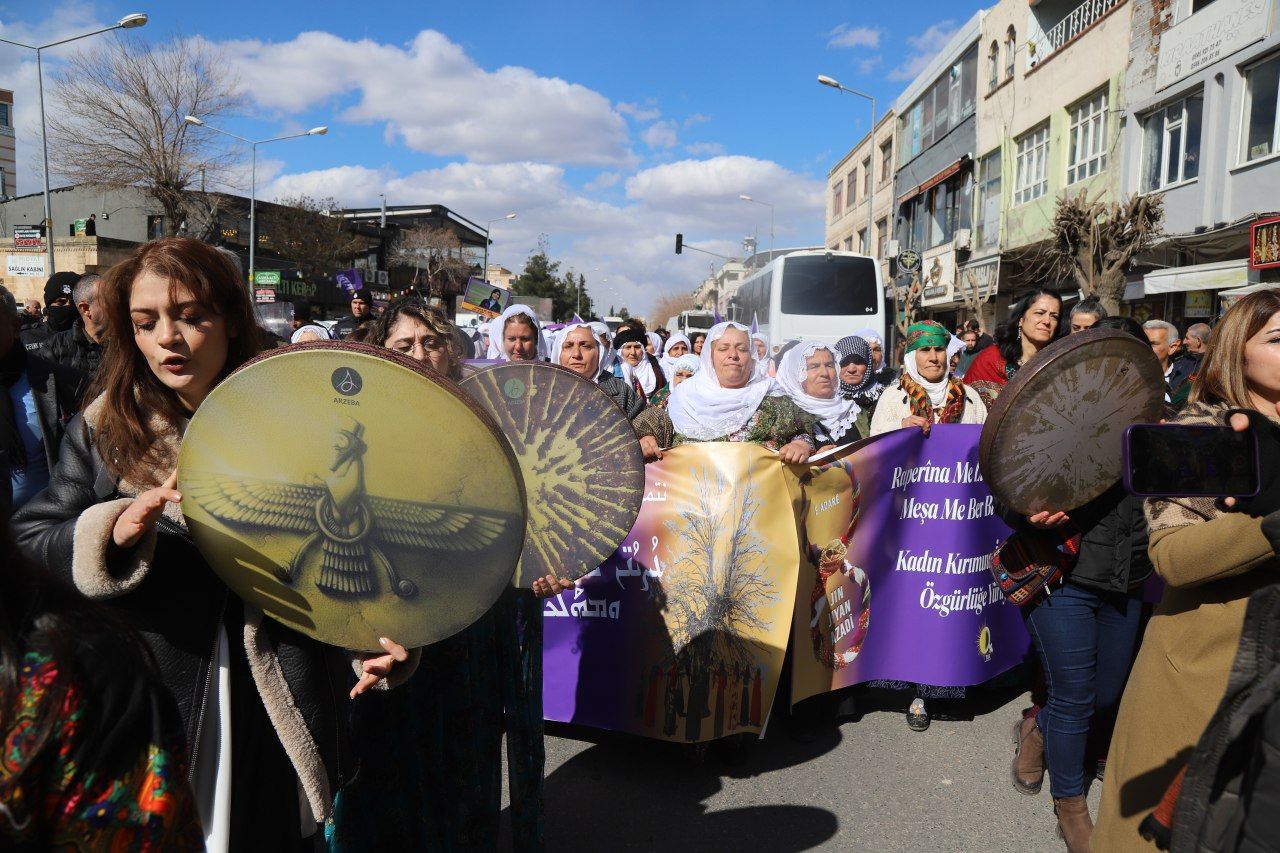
350;637;410;698
778;439;812;465
112;470;182;548
1028;510;1070;530
532;574;576;598
901;415;932;436
639;435;664;461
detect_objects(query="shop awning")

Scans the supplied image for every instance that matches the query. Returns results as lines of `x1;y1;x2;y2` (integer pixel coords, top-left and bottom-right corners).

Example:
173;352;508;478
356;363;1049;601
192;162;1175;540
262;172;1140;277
896;157;970;206
1128;258;1254;299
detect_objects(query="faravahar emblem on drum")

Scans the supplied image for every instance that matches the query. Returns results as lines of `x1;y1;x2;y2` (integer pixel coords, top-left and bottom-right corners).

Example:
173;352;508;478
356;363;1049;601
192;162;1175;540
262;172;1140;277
184;420;514;600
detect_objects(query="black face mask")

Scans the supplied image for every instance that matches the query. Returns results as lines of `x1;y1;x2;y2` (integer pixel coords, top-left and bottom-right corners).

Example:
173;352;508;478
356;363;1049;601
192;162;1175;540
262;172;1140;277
45;305;78;333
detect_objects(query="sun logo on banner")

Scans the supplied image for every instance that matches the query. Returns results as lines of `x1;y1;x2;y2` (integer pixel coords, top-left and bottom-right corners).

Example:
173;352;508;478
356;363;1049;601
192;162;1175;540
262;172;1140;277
977;624;995;662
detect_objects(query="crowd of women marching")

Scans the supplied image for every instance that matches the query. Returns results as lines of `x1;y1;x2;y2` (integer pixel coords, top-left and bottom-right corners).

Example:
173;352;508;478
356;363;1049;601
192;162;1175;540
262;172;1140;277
2;236;1279;850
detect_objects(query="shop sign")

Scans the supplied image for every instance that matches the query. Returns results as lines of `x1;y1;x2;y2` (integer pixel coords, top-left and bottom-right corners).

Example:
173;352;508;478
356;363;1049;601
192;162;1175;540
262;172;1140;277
254;288;276;304
13;227;42;250
1251;216;1280;270
274;279;318;298
5;255;45;277
920;250;957;307
897;249;921;274
253;270;282;287
1156;0;1271;90
1184;290;1213;318
957;258;1000;305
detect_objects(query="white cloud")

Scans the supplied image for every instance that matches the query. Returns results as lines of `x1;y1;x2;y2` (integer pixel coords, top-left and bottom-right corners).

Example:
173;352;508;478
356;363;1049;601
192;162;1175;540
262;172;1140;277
617;101;661;122
263;156;824;315
226;29;632;167
684;141;726;157
642;120;678;149
889;20;959;82
827;24;882;50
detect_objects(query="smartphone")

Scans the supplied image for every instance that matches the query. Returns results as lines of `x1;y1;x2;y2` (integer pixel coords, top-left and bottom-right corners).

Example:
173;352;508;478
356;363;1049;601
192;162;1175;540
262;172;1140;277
1124;424;1260;498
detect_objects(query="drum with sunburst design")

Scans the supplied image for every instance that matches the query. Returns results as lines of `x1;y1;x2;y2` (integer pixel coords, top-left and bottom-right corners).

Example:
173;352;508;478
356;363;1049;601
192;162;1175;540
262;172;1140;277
979;328;1164;516
460;362;646;587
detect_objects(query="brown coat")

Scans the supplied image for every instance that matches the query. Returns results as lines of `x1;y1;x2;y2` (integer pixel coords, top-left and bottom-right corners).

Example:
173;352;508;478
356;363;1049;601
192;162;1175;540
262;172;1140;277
1095;408;1277;849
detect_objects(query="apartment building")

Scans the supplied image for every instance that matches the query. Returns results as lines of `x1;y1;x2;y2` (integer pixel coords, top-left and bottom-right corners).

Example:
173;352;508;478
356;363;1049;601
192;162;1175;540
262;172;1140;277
1119;0;1280;324
975;0;1134;318
824;110;897;283
891;11;984;329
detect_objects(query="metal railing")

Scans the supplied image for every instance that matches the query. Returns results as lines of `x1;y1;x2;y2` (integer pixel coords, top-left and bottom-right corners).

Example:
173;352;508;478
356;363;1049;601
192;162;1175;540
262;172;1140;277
1032;0;1124;61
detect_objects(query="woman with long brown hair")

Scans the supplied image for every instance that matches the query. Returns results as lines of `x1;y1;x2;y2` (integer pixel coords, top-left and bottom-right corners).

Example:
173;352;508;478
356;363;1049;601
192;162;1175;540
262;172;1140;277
11;238;412;851
1095;289;1280;849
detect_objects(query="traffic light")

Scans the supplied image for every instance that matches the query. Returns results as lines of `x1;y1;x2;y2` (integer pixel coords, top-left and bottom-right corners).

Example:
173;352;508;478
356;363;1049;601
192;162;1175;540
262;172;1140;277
675;233;683;255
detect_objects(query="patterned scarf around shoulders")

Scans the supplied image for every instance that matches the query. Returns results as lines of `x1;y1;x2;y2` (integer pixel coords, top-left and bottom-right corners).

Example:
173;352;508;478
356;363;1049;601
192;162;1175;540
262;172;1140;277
899;371;966;424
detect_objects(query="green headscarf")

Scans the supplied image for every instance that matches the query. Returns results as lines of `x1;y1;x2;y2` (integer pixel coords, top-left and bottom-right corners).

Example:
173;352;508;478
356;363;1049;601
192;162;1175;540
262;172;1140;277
904;320;950;354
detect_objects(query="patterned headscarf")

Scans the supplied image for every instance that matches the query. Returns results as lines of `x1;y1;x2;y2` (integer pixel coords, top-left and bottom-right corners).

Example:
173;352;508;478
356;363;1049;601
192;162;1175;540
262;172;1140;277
904;321;950;354
834;335;875;398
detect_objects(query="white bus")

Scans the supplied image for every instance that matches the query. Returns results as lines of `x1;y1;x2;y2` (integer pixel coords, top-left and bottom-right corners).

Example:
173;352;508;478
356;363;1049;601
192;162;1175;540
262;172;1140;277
727;250;885;354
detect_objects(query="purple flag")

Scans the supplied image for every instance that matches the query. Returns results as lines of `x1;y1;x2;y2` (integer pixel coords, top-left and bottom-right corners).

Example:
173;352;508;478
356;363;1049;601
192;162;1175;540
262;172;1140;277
335;268;363;297
750;313;759;335
572;313;585;324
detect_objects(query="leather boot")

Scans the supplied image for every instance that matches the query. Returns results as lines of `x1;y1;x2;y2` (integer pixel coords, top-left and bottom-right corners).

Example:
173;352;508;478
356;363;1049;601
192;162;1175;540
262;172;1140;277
1012;715;1045;795
1054;794;1093;852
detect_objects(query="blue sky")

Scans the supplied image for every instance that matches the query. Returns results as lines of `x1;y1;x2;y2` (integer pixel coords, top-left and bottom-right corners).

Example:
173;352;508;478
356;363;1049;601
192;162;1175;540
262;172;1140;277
2;0;984;313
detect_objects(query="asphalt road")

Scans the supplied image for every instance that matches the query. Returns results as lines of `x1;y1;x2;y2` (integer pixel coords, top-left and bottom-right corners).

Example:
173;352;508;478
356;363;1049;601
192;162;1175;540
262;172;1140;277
503;687;1103;852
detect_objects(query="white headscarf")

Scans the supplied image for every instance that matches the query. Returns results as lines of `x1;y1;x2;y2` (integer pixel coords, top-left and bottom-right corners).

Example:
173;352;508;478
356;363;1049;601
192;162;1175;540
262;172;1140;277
646;332;662;355
854;327;883;349
621;349;660;396
486;304;547;361
290;324;331;344
752;332;771;379
903;349;952;408
774;342;862;441
660;333;691;375
668;321;783;441
553;322;612;381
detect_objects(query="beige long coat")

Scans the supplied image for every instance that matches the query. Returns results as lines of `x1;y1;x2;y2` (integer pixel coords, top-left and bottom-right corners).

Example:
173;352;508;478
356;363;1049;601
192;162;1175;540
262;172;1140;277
1095;403;1277;850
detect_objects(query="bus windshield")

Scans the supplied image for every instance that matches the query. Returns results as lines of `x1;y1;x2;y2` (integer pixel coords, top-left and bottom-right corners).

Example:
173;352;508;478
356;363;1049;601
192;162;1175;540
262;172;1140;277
780;256;879;316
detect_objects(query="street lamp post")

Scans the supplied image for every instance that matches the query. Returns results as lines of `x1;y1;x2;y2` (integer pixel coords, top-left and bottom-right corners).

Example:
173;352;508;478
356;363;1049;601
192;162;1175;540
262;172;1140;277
818;75;877;260
482;213;516;283
738;194;774;261
819;74;894;352
183;116;327;285
0;13;149;275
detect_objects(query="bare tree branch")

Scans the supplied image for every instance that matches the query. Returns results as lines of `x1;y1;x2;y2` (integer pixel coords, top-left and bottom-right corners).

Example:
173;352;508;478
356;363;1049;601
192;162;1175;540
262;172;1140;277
265;195;368;275
46;35;244;237
387;224;473;295
1028;189;1165;315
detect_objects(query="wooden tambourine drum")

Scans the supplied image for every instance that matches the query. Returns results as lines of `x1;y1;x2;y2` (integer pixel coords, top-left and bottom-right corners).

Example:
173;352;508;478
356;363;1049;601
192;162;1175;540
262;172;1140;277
979;328;1164;516
178;342;527;651
459;362;645;587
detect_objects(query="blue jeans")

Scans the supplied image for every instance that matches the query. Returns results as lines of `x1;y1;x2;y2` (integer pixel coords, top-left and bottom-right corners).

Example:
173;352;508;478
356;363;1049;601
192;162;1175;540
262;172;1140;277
1024;583;1143;798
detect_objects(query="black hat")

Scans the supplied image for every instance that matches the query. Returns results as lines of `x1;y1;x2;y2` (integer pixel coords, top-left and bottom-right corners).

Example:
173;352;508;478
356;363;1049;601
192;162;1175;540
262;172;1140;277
350;288;372;304
45;271;80;305
613;328;648;349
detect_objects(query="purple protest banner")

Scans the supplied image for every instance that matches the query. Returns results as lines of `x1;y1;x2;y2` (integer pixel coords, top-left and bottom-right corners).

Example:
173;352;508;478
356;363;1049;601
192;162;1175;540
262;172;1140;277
543;427;1030;741
543;444;801;742
335;268;363;297
790;425;1030;705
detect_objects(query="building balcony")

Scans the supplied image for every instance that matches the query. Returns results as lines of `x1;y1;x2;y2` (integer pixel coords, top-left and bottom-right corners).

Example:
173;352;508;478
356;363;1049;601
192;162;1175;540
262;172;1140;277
1027;0;1126;67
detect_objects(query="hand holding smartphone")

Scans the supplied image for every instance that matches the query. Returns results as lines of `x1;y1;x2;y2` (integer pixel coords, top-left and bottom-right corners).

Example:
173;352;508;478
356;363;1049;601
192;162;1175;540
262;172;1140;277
1123;423;1261;499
